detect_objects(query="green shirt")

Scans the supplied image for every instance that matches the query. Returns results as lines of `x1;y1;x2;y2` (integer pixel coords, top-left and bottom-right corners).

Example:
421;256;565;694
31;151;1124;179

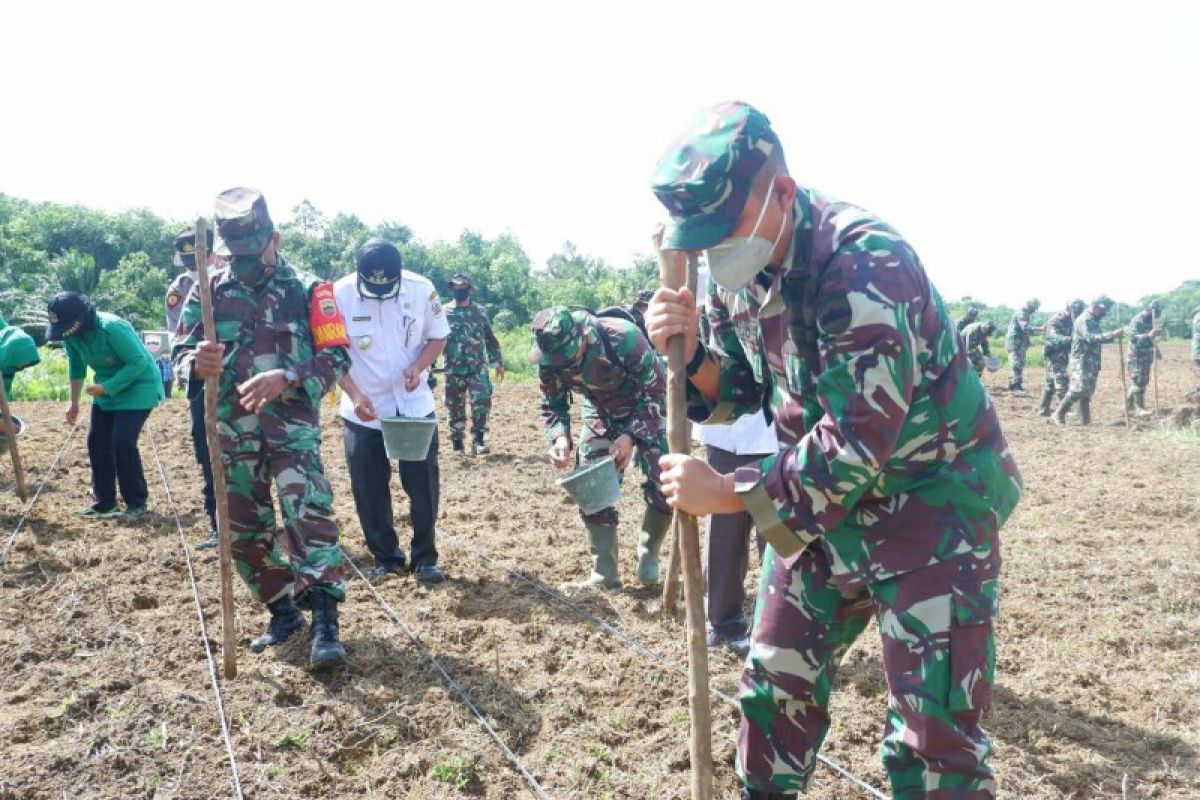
0;313;40;397
65;312;163;410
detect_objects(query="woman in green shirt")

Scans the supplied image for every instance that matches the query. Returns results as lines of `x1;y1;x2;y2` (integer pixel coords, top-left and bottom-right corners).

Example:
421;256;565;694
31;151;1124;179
48;292;163;517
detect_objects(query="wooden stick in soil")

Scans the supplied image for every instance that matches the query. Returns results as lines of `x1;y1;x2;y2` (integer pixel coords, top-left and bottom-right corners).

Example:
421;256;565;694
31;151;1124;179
654;226;713;800
1116;302;1130;430
194;218;238;679
0;380;28;501
1152;306;1161;417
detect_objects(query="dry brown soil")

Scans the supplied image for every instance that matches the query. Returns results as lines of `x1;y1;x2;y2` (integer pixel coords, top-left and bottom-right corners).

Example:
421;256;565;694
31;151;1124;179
1;342;1197;799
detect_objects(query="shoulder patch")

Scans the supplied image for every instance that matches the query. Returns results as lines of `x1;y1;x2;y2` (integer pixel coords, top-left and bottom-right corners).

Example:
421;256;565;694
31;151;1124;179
429;289;438;302
166;291;182;308
816;291;852;336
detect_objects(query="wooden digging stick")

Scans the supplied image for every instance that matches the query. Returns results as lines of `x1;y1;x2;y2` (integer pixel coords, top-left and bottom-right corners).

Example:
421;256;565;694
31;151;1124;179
0;380;28;502
194;218;238;679
654;226;714;800
1152;306;1161;416
1117;302;1130;430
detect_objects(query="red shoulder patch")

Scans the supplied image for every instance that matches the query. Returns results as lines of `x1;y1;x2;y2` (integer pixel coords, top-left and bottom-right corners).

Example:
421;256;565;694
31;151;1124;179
309;282;350;350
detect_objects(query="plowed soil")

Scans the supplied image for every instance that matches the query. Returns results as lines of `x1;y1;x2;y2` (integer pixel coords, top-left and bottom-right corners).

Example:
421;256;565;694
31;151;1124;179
1;342;1197;799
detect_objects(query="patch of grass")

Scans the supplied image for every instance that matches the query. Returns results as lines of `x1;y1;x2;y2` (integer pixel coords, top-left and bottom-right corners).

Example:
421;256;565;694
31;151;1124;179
276;728;310;750
59;692;78;713
671;711;689;725
266;763;282;779
430;755;475;790
11;347;87;401
143;723;168;749
1151;427;1200;446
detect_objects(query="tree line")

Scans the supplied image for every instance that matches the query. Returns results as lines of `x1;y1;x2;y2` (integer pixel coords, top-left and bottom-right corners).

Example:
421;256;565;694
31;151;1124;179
1;192;1195;343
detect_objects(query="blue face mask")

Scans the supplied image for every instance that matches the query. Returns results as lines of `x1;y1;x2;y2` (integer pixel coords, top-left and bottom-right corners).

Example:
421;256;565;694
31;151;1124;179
703;175;786;292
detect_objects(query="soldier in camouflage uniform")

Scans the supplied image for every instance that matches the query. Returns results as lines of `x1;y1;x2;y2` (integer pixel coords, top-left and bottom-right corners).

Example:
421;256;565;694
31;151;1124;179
1124;299;1164;415
956;304;980;333
1037;299;1086;416
444;274;503;455
1004;298;1039;392
166;227;220;549
647;102;1021;800
173;188;352;668
961;319;996;376
1053;295;1123;426
1189;305;1200;402
532;305;673;591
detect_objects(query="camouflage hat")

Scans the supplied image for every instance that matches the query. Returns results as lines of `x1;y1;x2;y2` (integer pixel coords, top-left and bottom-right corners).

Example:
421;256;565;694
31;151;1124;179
529;306;585;367
449;273;473;289
650;101;781;251
1070;299;1087;315
1023;298;1040;311
213;187;275;257
1092;295;1114;312
173;226;214;268
1149;298;1165;314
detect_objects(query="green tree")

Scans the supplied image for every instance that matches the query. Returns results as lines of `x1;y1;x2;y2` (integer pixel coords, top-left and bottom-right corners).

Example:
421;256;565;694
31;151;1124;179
93;252;170;331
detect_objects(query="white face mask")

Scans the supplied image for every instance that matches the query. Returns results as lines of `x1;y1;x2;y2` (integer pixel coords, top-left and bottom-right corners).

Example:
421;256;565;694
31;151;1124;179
704;175;786;292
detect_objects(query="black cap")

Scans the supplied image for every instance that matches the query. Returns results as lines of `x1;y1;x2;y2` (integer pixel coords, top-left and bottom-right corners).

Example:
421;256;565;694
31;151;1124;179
356;237;403;300
173;226;215;268
47;291;95;340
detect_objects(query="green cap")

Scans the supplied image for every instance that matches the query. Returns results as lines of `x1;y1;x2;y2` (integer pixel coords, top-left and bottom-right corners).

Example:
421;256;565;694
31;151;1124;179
213;187;275;257
650;101;780;251
529;306;584;367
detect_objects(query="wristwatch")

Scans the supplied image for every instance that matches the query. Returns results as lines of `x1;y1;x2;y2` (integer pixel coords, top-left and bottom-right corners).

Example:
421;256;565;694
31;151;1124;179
283;367;299;387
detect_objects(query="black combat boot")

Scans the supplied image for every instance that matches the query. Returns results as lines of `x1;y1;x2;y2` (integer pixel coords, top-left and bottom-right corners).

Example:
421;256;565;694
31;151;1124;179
1036;385;1054;416
249;596;306;653
1078;397;1092;426
451;438;464;454
308;591;347;668
1052;393;1076;426
472;432;490;455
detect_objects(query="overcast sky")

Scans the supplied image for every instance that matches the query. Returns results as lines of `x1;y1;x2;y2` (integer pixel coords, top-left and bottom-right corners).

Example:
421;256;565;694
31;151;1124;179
1;1;1196;308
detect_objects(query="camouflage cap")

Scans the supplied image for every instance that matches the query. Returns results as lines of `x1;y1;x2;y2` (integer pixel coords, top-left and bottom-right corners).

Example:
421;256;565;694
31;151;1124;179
173;226;214;268
1149;298;1165;314
1023;298;1040;311
650;101;781;251
529;306;584;367
1092;295;1114;311
213;187;275;257
449;273;473;289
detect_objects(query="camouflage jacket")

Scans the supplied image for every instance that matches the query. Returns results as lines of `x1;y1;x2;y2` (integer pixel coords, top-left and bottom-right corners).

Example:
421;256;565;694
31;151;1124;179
1193;311;1200;360
172;257;351;434
961;321;992;355
1005;309;1035;351
1126;309;1156;355
1043;309;1075;357
695;186;1021;592
538;315;666;447
1068;311;1116;377
444;303;502;374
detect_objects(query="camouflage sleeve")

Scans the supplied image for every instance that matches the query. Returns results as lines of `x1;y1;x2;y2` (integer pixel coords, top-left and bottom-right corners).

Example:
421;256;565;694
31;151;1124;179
1044;317;1067;347
538;366;572;444
1128;315;1152;348
483;314;503;368
99;321;153;399
171;284;204;397
292;283;351;399
688;288;765;423
734;246;918;551
618;330;666;446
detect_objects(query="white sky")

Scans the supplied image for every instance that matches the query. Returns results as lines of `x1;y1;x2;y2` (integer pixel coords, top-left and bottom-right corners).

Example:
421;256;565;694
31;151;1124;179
1;1;1197;308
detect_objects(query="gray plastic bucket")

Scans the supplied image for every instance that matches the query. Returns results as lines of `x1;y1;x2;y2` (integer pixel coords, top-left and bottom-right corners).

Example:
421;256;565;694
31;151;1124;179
0;414;25;456
557;456;622;515
380;416;437;462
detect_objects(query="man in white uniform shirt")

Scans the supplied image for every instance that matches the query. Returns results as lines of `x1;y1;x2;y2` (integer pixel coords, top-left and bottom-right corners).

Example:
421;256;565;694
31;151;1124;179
695;268;778;656
334;238;449;584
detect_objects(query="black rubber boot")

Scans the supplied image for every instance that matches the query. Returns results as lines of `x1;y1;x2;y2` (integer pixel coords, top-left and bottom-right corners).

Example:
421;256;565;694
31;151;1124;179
1036;385;1054;416
1078;397;1092;426
1053;394;1076;426
308;592;347;668
249;596;306;653
451;438;464;454
472;433;490;455
741;788;798;800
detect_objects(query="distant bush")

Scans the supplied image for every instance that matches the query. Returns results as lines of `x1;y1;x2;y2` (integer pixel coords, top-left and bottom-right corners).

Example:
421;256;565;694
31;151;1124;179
11;347;84;401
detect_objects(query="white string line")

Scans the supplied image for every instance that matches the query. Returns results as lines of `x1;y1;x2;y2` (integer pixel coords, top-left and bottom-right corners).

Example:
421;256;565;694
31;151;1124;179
148;425;245;800
440;530;889;800
343;551;554;800
0;419;81;567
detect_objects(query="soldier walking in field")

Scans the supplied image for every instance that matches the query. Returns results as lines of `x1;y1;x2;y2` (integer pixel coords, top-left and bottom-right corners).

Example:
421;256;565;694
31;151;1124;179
956;303;980;333
532;305;673;591
1125;298;1164;415
1037;299;1086;416
173;187;352;668
1189;305;1200;402
647;101;1021;799
166;227;220;549
961;318;996;376
1053;295;1123;426
444;273;503;455
1005;298;1039;392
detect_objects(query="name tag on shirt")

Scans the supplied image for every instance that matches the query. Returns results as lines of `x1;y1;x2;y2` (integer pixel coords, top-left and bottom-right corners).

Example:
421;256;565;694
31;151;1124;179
352;315;372;322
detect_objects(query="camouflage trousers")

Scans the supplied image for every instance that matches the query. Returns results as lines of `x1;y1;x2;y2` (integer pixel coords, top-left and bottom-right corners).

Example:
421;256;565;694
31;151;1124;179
738;543;999;798
968;349;985;376
1126;352;1153;390
1067;361;1100;399
576;409;669;527
1041;351;1070;400
1006;346;1027;389
444;369;492;440
221;415;345;606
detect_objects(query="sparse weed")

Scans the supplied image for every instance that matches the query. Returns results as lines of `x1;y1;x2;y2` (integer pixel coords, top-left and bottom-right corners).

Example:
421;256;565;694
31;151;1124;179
276;729;310;750
430;755;475;790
